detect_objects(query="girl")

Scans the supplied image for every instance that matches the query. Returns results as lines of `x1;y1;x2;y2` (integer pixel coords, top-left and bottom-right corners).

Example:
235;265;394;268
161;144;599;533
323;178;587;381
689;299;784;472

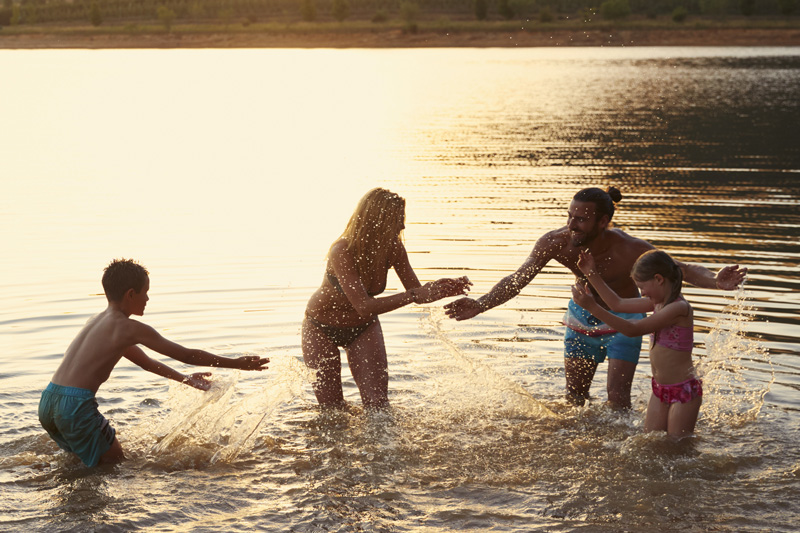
302;188;471;410
571;249;701;438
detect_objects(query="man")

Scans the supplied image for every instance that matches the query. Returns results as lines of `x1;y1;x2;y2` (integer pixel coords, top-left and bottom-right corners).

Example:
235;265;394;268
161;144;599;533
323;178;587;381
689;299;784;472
444;187;745;409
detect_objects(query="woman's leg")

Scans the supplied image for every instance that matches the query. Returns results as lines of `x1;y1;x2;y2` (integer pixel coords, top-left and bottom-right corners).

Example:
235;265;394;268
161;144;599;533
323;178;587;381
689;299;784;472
667;395;702;438
345;320;389;409
302;318;347;408
643;393;670;433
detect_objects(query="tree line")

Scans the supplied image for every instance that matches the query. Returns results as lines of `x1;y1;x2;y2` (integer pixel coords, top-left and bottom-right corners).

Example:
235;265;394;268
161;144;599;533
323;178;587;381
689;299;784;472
1;0;796;28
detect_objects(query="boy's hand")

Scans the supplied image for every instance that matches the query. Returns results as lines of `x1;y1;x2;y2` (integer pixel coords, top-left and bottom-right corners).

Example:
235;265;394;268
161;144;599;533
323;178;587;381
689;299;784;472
577;249;597;277
183;372;213;391
233;355;270;371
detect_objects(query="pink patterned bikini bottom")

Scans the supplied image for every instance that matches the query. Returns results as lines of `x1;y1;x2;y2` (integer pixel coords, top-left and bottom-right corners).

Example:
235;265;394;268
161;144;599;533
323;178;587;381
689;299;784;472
651;377;703;404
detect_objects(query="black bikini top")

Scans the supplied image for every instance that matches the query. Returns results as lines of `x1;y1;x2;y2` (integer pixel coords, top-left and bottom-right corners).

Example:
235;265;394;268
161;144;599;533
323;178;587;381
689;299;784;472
327;271;386;297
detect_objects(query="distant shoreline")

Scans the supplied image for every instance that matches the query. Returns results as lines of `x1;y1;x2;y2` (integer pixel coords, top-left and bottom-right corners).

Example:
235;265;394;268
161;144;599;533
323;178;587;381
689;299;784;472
2;26;800;49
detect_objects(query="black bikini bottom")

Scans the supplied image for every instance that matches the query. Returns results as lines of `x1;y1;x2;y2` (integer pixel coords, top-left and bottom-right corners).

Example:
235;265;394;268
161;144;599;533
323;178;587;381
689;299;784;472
305;314;376;348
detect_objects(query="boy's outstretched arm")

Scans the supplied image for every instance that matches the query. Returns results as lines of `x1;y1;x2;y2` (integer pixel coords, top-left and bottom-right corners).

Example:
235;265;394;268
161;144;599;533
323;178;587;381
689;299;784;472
133;323;269;371
123;345;214;391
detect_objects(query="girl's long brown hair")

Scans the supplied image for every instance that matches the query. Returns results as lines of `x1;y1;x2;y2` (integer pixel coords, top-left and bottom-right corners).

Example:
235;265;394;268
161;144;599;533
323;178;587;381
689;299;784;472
631;249;683;305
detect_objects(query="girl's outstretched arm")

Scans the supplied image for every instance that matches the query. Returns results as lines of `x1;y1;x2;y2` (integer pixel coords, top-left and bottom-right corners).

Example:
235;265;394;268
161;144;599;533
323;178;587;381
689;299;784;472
571;283;688;338
577;250;653;314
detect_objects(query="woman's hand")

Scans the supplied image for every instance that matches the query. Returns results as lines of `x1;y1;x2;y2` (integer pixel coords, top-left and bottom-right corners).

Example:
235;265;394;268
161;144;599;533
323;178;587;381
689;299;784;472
571;281;596;310
577;249;597;277
413;276;472;304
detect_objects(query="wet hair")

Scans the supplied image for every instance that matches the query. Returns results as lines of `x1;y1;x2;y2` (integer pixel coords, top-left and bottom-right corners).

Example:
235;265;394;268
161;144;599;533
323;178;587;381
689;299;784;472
573;186;622;221
337;188;406;286
102;258;149;302
631;250;683;305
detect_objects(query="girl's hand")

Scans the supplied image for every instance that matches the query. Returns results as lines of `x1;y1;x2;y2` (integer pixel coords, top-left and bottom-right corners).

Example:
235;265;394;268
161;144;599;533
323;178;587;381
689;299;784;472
414;276;472;304
577;249;597;277
571;281;596;310
183;372;213;391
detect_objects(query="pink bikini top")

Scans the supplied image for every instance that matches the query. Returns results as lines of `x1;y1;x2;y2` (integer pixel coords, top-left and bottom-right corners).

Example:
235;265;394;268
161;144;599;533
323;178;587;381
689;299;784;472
650;297;694;352
650;324;693;352
650;298;693;352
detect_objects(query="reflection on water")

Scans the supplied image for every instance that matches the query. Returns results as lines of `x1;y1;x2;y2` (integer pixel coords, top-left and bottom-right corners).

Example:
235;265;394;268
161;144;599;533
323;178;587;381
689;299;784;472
0;47;799;532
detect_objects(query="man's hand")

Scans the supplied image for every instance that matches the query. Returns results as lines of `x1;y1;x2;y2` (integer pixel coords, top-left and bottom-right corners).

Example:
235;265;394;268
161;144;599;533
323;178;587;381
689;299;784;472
444;297;483;321
716;265;747;290
183;372;213;391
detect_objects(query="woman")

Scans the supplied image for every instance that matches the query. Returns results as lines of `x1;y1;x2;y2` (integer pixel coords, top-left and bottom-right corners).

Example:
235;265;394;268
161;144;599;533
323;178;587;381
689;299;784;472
302;188;471;409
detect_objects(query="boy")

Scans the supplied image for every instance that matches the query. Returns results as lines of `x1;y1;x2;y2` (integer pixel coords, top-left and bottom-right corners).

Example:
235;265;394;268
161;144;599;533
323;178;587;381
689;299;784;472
38;258;269;467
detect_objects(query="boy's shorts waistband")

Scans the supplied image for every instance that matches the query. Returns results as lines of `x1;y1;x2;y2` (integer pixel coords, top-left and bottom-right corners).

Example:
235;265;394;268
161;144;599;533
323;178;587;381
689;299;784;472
44;382;95;399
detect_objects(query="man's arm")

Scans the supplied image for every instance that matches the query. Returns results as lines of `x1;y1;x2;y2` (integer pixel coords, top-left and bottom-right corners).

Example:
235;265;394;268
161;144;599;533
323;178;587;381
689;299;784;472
445;232;559;320
677;262;747;290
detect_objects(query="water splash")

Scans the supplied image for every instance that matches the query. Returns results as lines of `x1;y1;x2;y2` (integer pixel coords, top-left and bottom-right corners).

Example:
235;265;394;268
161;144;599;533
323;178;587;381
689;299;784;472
696;284;774;429
422;308;555;418
144;354;312;465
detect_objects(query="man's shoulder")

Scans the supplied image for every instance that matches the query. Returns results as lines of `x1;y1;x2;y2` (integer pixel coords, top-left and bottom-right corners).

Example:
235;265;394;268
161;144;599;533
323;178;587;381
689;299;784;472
536;226;570;248
608;228;653;251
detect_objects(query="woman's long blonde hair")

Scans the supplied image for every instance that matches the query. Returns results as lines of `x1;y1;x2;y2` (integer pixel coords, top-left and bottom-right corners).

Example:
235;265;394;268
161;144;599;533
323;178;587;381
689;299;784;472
336;188;406;287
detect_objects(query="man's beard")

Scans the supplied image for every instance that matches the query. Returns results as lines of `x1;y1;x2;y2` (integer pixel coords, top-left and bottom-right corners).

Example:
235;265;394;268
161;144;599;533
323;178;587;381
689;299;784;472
571;227;600;247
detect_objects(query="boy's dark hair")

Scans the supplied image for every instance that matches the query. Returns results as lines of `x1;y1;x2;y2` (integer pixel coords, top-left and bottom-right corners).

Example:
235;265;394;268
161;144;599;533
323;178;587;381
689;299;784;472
573;186;622;221
102;259;149;302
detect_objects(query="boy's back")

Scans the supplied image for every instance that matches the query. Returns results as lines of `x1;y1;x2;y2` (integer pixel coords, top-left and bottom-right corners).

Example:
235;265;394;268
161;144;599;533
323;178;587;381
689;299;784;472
51;308;140;393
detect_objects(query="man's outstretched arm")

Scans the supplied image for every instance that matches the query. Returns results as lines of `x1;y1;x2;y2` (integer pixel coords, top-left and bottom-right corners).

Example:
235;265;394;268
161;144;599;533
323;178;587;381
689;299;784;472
445;233;558;320
678;262;747;290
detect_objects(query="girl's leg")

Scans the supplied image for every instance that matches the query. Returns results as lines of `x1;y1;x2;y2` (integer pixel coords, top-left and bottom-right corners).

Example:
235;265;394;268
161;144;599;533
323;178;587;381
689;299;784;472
345;320;389;409
667;395;702;438
302;318;347;408
643;393;670;432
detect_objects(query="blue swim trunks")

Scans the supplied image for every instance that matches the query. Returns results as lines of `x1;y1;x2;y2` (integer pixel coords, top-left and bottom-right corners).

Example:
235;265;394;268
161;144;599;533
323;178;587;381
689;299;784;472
563;299;645;364
38;382;116;467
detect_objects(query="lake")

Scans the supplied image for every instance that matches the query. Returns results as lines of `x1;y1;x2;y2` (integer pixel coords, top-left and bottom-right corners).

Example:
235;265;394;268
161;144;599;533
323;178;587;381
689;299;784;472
1;46;798;532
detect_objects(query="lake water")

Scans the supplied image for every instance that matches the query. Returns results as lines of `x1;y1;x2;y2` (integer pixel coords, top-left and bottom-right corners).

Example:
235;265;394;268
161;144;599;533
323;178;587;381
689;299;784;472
1;47;799;532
